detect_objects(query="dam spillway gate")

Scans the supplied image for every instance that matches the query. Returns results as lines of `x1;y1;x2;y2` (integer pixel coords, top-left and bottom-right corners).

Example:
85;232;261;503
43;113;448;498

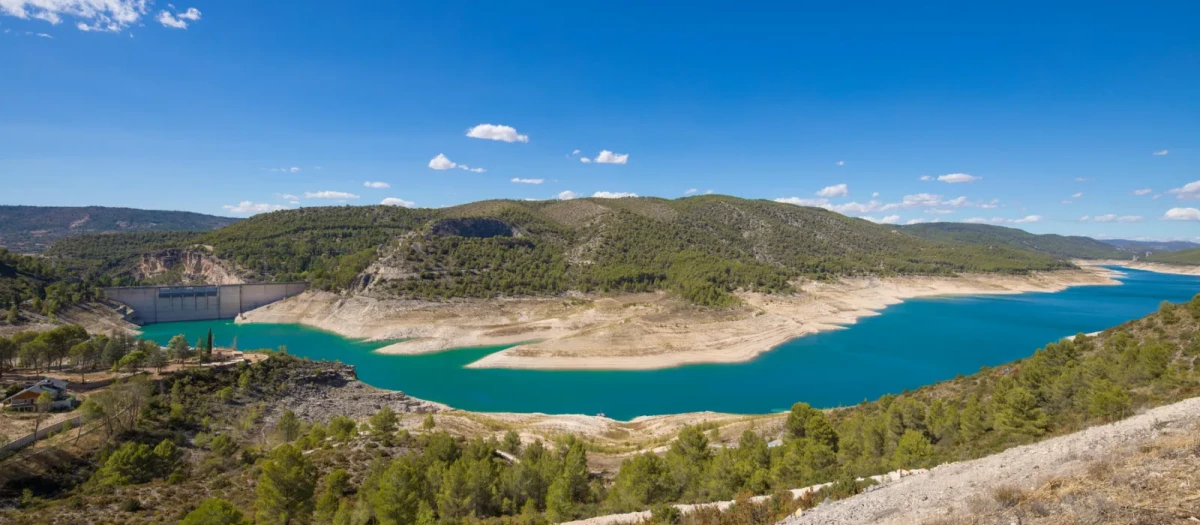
102;282;308;325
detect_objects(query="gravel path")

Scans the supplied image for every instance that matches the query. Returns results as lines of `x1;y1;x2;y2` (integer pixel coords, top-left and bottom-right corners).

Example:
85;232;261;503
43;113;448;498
780;395;1200;525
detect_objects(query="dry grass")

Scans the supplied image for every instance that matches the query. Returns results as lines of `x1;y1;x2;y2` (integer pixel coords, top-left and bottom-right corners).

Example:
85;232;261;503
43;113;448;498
924;424;1200;525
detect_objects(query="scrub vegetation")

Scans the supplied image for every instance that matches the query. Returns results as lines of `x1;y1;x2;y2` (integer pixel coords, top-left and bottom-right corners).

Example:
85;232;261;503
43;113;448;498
2;294;1197;524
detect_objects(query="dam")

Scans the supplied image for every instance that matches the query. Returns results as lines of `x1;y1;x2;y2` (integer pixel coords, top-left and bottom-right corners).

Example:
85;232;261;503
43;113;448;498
102;283;308;325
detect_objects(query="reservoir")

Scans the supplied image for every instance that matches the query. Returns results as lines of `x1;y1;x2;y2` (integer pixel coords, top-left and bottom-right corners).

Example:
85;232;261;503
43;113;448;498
140;268;1200;420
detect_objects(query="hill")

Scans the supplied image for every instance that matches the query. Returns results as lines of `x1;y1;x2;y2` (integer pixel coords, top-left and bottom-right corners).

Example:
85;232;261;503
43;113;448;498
0;206;238;254
1102;238;1200;253
899;222;1130;260
1146;247;1200;266
43;197;1070;306
1;290;1197;524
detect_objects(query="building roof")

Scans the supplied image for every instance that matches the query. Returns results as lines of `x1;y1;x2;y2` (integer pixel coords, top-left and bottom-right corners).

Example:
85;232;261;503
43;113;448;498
2;378;70;405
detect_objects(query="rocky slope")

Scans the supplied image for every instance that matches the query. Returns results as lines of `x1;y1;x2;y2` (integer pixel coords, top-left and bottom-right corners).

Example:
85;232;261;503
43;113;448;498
779;396;1200;525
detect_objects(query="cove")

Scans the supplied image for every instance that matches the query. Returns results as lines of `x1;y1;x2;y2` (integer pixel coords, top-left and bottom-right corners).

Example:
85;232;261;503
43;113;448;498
140;268;1200;421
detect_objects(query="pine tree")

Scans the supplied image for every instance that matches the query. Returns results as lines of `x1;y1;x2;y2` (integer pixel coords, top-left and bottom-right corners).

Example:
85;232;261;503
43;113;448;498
544;473;575;523
892;429;933;468
993;384;1048;437
369;406;398;437
255;444;317;525
277;410;302;442
959;393;987;442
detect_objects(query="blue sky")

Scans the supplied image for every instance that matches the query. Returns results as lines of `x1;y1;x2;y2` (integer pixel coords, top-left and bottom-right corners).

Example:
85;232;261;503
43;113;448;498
1;1;1198;240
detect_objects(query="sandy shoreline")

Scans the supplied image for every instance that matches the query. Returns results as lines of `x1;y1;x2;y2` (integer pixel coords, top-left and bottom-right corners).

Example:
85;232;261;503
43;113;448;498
1082;259;1200;276
240;266;1121;371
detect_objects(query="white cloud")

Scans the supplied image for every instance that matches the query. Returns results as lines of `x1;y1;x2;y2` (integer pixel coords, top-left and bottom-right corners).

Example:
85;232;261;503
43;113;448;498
1133;188;1152;196
905;218;928;225
1071;192;1083;198
1061;200;1073;205
176;7;200;20
1087;214;1143;223
705;190;714;195
836;160;845;166
901;193;943;208
1166;180;1200;200
556;190;579;200
289;167;300;173
223;201;286;215
919;175;934;181
592;191;637;199
156;6;199;29
35;32;52;37
964;215;1041;224
593;150;629;164
1079;216;1090;222
937;173;981;183
776;197;831;207
579;157;591;163
1;0;153;32
684;188;698;195
1163;207;1200;221
862;215;901;224
925;209;955;215
156;10;184;28
871;192;879;198
275;193;300;201
363;181;390;189
304;191;359;199
511;178;544;184
380;197;415;207
1074;177;1091;182
571;149;580;156
466;124;528;143
1152;150;1169;156
457;165;486;173
777;193;997;218
815;184;849;198
428;153;457;170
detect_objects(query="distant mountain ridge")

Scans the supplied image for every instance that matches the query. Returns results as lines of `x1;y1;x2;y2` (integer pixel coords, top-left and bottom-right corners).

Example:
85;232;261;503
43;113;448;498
0;205;238;253
897;222;1132;260
1146;247;1200;265
1101;239;1200;253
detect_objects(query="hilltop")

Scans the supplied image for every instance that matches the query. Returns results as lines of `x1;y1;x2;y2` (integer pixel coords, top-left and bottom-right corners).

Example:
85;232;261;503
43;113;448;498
1147;246;1200;266
898;222;1132;260
44;196;1069;306
0;206;238;254
1103;238;1200;253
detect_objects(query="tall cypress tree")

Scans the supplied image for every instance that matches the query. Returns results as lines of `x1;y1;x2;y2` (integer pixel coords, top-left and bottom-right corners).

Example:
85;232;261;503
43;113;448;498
205;328;214;357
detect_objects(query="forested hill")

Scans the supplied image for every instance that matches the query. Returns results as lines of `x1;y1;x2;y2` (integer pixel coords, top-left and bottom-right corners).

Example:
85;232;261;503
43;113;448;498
899;222;1131;260
42;197;1069;306
1105;239;1200;254
1147;247;1200;265
0;205;238;254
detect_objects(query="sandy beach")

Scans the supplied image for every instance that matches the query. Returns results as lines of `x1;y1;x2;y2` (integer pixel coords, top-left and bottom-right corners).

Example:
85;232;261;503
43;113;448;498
240;266;1120;371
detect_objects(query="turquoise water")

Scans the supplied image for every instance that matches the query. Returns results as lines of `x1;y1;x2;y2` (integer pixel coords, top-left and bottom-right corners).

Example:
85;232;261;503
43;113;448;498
140;268;1200;420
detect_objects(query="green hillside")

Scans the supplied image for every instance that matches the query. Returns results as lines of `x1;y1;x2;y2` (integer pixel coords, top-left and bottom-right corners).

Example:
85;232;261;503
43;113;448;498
1146;247;1200;265
899;222;1130;260
43;197;1071;306
0;206;238;254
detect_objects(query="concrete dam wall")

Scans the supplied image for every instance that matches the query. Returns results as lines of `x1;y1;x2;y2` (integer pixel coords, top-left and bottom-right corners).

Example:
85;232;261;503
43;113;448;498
102;283;308;325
